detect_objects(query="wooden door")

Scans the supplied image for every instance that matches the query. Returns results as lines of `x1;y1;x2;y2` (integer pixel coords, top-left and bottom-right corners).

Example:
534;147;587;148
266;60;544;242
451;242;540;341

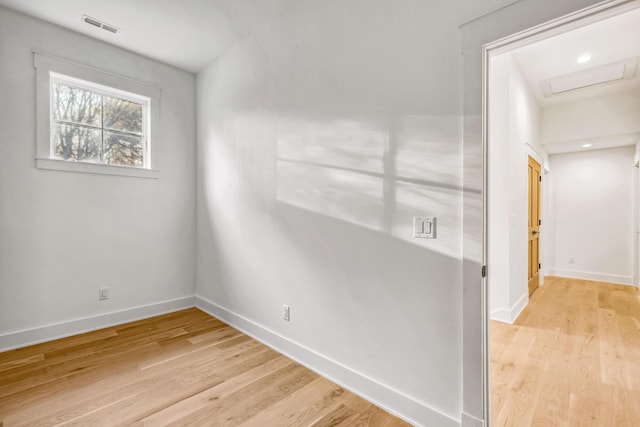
528;156;541;296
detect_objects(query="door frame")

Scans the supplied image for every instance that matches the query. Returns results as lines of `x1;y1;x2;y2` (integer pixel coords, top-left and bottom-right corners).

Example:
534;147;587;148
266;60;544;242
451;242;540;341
480;0;640;424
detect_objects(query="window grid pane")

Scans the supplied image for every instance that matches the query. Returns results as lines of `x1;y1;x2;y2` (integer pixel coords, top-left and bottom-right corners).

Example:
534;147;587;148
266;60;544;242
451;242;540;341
102;95;143;135
51;80;146;168
51;123;102;163
103;131;143;167
52;84;102;128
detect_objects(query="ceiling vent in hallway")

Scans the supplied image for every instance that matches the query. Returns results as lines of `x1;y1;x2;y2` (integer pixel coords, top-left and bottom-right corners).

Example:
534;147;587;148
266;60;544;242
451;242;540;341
541;57;638;97
82;15;119;34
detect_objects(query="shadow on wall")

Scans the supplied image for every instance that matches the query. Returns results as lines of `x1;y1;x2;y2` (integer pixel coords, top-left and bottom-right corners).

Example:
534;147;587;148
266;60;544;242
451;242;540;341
276;115;463;259
197;111;477;420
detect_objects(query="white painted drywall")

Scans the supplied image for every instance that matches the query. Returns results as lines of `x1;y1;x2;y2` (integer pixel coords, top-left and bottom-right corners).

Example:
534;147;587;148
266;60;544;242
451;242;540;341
548;146;635;284
196;2;469;424
511;56;549;314
488;53;512;319
0;8;196;338
541;89;640;145
636;143;640;286
488;53;546;323
196;0;605;425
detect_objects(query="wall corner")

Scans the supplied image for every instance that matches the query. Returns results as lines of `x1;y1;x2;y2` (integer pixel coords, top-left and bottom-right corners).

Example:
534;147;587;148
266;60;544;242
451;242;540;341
462;411;485;427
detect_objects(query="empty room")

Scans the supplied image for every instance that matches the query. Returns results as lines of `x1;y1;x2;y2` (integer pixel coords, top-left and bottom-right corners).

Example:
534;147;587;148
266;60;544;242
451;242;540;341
1;1;639;426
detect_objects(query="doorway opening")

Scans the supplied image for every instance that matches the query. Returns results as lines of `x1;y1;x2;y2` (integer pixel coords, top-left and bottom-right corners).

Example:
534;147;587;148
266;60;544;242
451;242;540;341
484;1;640;424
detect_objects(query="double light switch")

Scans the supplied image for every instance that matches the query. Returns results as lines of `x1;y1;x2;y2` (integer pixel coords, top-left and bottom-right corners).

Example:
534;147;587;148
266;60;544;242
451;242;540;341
413;217;436;239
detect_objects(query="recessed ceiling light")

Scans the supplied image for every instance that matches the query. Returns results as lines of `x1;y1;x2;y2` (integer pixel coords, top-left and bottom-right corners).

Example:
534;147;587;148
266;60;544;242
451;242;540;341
582;143;592;148
577;54;592;64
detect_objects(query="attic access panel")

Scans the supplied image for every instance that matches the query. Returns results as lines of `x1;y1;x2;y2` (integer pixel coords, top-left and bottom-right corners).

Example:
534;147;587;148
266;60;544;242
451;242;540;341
541;57;637;97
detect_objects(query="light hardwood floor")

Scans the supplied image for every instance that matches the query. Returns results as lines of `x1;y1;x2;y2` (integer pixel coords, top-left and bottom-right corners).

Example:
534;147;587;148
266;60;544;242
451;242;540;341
0;309;410;427
491;276;640;426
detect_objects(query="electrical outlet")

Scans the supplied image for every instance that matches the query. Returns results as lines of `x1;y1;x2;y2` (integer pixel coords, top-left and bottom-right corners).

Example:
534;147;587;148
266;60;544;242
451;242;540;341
569;256;575;264
99;287;109;300
283;305;290;321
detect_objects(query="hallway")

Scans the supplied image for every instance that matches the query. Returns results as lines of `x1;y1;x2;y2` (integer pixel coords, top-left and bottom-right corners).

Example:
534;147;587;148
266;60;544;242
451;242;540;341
491;277;640;426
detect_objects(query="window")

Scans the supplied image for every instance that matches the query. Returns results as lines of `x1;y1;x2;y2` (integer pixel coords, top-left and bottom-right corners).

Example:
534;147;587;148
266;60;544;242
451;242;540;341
35;52;160;178
51;74;149;167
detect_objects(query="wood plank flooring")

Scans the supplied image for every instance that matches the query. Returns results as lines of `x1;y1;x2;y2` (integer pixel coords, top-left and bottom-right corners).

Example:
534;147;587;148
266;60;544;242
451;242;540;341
0;309;410;427
491;276;640;426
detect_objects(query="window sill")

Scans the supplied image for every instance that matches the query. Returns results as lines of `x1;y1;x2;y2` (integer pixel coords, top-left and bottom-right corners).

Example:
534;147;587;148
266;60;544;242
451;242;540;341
36;158;159;179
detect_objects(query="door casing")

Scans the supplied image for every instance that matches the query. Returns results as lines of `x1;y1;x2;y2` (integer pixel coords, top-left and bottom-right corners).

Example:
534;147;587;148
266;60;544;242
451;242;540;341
480;1;640;425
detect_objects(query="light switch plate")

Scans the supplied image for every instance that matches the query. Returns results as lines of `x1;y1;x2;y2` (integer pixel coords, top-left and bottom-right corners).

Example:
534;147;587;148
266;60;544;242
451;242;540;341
413;217;436;239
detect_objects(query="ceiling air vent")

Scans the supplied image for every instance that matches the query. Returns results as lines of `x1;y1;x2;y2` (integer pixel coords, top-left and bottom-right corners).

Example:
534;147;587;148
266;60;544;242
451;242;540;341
541;58;637;97
82;15;119;34
101;24;118;34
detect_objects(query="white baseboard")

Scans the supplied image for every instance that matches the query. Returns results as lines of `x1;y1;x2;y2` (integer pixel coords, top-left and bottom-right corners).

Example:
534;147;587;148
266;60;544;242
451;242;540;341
549;268;633;286
461;412;484;427
0;296;196;352
195;296;460;427
490;292;527;324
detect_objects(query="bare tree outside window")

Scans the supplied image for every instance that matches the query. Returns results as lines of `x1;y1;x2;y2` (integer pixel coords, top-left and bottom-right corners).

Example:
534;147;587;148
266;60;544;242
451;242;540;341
51;82;145;167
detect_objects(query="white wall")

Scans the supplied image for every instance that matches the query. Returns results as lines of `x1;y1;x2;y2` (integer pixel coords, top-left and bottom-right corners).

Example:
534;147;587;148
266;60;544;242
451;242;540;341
542;89;640;146
0;8;197;347
488;54;512;319
196;2;469;425
195;0;606;425
540;77;640;287
488;53;546;323
548;146;635;284
636;142;640;286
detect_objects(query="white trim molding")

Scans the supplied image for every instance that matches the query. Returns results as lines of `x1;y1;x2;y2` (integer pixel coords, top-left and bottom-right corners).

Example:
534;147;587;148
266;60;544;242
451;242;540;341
36;158;159;179
195;296;460;427
548;269;634;286
490;292;528;324
478;1;640;425
33;51;161;178
0;296;194;352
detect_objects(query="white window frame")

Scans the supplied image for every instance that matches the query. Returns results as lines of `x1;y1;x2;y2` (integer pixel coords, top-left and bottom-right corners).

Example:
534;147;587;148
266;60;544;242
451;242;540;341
34;52;160;179
49;73;151;168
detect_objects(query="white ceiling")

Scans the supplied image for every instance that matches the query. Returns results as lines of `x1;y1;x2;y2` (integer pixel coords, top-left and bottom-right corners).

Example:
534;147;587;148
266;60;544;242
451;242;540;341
0;0;291;73
542;132;640;155
512;6;640;107
0;0;518;74
505;6;640;155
